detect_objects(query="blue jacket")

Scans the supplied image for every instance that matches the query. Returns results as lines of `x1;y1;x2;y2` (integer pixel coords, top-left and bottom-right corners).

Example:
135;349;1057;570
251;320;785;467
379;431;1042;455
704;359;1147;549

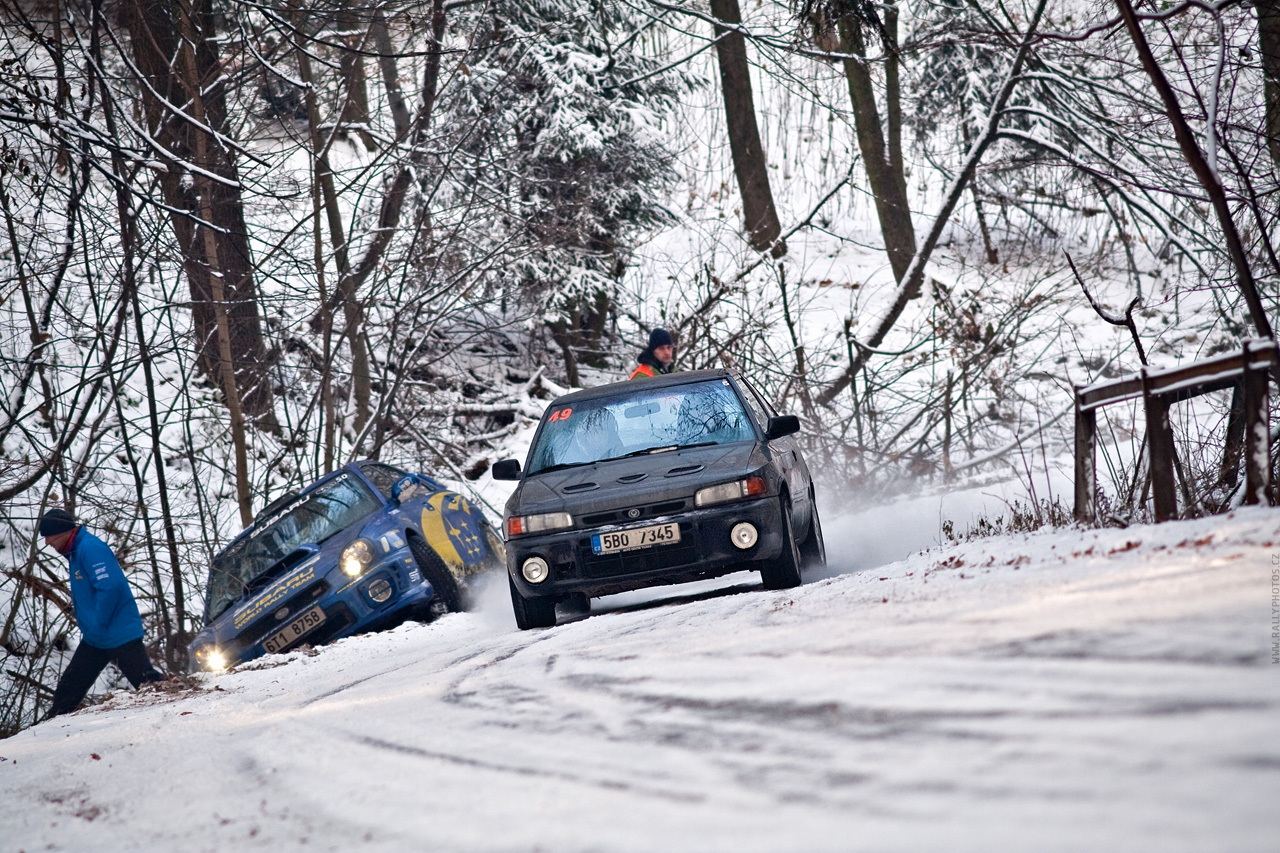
65;529;145;649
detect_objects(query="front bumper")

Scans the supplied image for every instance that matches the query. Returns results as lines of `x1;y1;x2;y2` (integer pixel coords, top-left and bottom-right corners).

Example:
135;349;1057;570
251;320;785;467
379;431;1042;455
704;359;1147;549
188;547;430;671
506;496;784;599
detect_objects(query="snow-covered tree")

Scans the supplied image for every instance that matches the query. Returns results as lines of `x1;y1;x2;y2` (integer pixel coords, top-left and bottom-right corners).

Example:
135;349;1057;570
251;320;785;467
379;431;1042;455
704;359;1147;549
443;0;692;383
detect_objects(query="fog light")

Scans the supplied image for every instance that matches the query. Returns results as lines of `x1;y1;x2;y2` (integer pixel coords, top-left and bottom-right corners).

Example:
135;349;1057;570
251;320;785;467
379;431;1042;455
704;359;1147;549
367;578;393;603
522;556;550;583
730;522;758;550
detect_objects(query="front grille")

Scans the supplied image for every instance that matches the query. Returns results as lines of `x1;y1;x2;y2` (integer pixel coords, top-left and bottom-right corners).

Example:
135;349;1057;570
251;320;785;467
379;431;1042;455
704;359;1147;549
580;500;688;527
236;579;330;646
307;602;356;645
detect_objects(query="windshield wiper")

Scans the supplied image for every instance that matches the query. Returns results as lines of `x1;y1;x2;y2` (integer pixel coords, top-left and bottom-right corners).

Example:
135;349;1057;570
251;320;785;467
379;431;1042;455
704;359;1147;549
532;460;594;475
623;445;676;457
621;441;718;458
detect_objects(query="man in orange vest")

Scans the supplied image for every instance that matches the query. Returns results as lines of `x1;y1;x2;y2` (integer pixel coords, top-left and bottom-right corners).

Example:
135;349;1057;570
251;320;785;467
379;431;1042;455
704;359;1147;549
629;328;675;379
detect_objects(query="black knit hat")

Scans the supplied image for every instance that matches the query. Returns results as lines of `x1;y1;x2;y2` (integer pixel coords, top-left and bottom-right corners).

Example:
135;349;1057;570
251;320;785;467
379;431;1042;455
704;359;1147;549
648;327;673;349
38;508;76;537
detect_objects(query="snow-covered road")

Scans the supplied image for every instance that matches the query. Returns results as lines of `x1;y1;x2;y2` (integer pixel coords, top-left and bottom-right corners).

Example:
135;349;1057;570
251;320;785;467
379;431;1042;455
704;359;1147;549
2;508;1278;852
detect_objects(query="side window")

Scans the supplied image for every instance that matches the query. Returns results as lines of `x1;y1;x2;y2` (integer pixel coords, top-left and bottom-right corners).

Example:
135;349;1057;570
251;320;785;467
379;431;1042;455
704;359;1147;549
736;378;772;430
358;463;408;499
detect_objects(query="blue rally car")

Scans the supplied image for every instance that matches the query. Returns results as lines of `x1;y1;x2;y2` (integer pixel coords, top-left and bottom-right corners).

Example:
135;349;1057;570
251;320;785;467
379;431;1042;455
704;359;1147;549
187;460;504;671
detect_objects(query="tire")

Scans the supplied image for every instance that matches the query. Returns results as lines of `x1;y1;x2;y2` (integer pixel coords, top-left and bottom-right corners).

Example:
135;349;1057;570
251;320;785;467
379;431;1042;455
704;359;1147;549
409;535;464;615
482;522;507;571
558;592;591;617
760;497;803;590
798;491;827;570
509;575;556;630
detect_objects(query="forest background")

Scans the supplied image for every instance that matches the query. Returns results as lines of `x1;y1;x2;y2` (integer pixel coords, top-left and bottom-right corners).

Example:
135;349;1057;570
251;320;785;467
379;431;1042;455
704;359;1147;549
0;0;1276;734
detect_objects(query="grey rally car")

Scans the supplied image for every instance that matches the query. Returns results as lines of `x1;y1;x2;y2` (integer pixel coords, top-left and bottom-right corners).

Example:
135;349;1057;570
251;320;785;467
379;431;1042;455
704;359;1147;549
492;369;825;629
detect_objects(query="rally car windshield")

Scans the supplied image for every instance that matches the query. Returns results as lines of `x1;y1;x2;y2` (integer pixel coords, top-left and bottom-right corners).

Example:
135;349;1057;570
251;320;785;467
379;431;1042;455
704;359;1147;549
527;379;756;475
204;473;382;620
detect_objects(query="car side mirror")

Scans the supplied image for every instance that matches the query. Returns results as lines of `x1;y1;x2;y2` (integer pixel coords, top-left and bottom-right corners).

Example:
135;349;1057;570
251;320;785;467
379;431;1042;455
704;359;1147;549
491;459;522;480
765;415;800;440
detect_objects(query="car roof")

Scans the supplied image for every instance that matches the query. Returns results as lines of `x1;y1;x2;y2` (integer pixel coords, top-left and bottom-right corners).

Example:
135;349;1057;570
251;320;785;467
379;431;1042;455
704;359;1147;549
549;369;744;406
215;460;382;556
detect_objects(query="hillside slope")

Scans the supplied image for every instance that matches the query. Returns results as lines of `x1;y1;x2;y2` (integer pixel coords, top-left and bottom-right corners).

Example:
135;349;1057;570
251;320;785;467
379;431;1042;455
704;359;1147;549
1;507;1277;853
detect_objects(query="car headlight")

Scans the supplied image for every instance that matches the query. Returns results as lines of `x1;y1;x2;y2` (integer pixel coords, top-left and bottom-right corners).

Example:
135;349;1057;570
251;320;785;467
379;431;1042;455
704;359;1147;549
505;512;573;537
341;538;376;576
695;475;768;507
191;644;228;672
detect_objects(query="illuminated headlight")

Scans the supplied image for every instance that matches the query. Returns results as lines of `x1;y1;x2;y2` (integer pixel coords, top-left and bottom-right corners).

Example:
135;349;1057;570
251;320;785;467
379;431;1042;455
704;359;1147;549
506;512;573;537
341;538;375;577
695;475;768;507
191;644;228;672
521;556;550;583
730;522;759;550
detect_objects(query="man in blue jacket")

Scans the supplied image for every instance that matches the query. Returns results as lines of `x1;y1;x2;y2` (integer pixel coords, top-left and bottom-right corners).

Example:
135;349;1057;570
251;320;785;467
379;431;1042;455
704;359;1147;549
39;508;162;719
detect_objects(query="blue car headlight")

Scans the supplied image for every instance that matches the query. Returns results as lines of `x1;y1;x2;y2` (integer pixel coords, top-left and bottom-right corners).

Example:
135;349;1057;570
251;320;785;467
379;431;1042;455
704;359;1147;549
191;643;228;672
341;538;376;577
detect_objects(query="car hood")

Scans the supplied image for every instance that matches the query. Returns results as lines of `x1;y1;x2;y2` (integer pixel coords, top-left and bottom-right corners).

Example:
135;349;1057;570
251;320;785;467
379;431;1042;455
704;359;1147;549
510;441;765;515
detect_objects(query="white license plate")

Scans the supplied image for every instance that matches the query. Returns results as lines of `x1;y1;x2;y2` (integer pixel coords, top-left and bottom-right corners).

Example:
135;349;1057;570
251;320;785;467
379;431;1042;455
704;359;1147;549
262;604;325;654
592;523;680;555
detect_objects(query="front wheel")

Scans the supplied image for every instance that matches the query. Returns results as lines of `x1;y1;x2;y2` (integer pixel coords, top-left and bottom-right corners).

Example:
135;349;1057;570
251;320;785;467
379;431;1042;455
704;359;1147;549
798;495;826;570
509;575;557;630
760;498;803;590
558;592;591;617
409;536;464;615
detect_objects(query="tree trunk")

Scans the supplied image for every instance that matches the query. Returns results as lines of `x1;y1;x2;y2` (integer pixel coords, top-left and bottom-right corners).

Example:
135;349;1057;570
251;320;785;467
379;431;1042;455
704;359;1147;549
336;0;447;312
295;35;373;436
338;8;376;150
1259;0;1280;174
708;0;785;255
372;11;412;140
1115;0;1273;340
94;11;191;660
1219;380;1246;495
836;13;916;285
817;0;1050;406
118;0;277;428
548;320;582;387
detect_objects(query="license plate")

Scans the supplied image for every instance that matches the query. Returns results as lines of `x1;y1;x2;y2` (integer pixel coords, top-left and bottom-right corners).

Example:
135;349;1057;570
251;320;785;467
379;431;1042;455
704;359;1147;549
592;523;680;555
262;605;325;654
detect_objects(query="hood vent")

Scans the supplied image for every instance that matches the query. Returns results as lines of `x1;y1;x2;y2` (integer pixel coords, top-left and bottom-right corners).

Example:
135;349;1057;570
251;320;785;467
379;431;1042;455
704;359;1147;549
664;464;705;477
617;473;648;484
562;481;599;493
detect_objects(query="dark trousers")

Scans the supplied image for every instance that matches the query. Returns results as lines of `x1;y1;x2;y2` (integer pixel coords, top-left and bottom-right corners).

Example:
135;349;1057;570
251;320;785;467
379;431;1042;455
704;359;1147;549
47;638;163;719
